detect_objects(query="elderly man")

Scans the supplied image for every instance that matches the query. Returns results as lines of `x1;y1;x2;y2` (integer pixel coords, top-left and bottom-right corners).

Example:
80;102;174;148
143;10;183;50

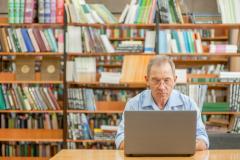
115;55;209;151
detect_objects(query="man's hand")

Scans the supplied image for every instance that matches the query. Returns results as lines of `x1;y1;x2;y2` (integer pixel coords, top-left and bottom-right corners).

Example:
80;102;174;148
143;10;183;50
119;141;124;150
196;139;207;151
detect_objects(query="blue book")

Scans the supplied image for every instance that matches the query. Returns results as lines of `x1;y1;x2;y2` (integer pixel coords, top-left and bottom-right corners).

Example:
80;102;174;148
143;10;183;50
21;28;34;52
171;30;181;52
183;31;190;53
159;30;167;53
47;29;58;52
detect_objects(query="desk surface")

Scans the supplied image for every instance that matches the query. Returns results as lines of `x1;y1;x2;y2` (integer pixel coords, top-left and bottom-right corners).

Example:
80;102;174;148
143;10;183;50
50;149;240;160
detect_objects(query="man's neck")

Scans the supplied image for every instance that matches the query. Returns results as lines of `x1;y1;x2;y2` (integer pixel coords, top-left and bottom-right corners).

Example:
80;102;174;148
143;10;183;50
152;95;168;110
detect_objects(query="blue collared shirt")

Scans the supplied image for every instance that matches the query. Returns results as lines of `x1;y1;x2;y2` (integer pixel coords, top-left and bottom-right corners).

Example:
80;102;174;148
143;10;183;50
115;89;209;149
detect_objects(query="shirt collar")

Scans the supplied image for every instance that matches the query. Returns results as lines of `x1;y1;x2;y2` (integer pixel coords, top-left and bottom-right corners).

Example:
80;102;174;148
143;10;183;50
141;89;183;110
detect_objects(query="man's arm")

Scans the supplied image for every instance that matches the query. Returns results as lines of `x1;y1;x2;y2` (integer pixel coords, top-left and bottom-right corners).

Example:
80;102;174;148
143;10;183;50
189;98;209;150
196;139;207;151
115;98;138;149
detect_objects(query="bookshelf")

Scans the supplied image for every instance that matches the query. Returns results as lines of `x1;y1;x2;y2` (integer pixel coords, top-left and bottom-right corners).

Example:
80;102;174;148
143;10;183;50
1;0;240;155
0;0;64;157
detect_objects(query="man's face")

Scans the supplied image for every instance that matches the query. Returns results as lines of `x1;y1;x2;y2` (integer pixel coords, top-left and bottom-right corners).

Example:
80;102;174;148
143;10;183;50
146;63;177;101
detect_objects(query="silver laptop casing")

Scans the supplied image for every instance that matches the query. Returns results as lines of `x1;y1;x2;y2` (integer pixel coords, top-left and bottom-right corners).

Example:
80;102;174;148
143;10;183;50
124;111;196;156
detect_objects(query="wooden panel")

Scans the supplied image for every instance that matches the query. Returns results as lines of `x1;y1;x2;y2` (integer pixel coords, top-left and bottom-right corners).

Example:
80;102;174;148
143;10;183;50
0;73;63;84
96;101;125;111
0;129;63;142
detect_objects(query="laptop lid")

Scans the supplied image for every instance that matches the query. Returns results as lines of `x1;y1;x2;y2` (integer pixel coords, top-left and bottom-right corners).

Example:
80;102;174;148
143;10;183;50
124;111;197;156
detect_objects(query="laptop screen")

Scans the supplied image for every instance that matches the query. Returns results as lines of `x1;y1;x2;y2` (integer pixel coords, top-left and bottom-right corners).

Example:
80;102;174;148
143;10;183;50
124;111;197;156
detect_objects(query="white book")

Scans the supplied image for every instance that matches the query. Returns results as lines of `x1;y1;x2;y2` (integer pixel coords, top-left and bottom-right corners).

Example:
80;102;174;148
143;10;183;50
175;69;187;83
100;72;121;84
16;29;27;52
119;4;129;23
171;39;178;53
7;28;16;52
91;10;104;24
66;61;74;82
100;35;115;53
100;125;118;132
144;30;156;53
67;26;82;53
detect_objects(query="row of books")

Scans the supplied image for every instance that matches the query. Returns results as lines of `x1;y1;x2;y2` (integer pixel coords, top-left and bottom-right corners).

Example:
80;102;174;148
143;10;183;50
88;114;121;130
0;142;62;157
217;0;240;23
8;0;64;24
231;116;240;133
68;88;96;110
120;0;183;24
0;113;63;129
144;30;203;53
94;89;141;102
66;57;96;83
106;28;145;39
68;113;121;141
0;85;61;111
0;27;64;53
65;0;117;24
68;113;92;140
204;115;229;133
66;26;114;53
67;142;115;149
229;84;240;112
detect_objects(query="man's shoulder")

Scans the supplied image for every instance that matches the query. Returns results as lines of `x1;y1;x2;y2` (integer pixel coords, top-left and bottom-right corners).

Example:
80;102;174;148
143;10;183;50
128;89;150;103
172;89;192;104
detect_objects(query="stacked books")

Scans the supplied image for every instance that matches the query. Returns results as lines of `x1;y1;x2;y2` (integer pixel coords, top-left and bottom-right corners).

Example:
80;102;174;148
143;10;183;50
119;0;184;24
115;41;143;52
8;0;64;24
65;0;117;23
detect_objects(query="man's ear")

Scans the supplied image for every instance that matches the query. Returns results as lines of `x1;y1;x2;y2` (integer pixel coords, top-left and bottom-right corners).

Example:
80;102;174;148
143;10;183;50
174;75;177;83
145;76;150;86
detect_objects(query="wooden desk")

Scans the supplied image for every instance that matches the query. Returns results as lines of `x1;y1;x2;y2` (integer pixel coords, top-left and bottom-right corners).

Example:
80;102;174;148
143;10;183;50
50;149;240;160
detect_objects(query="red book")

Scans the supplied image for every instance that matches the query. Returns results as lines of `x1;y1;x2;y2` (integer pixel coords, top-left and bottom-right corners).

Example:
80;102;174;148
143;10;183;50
56;0;64;24
32;28;47;52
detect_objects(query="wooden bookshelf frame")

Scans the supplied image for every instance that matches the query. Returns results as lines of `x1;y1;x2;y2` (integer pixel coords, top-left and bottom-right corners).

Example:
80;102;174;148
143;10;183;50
0;129;63;142
0;52;63;56
67;52;240;57
68;23;240;29
0;110;63;113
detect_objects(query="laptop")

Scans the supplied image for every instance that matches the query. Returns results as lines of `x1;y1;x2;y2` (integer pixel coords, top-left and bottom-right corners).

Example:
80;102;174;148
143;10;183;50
124;111;197;156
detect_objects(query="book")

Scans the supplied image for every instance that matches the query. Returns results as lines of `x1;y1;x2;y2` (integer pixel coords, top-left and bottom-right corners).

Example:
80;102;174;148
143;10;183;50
41;56;61;81
15;56;35;81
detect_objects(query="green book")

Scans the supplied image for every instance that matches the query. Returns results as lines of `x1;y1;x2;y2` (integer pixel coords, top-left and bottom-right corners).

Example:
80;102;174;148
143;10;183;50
19;0;25;23
8;0;15;23
0;85;6;110
14;0;21;23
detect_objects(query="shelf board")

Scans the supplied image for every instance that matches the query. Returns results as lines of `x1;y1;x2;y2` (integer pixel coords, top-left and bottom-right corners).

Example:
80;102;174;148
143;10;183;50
68;81;240;88
0;52;63;56
67;52;240;57
190;82;240;85
0;80;63;84
0;23;64;28
110;37;229;42
68;23;240;29
202;112;240;115
67;110;122;114
202;36;228;41
66;139;115;143
0;129;63;142
67;82;147;89
109;37;145;41
0;157;50;160
0;110;63;113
